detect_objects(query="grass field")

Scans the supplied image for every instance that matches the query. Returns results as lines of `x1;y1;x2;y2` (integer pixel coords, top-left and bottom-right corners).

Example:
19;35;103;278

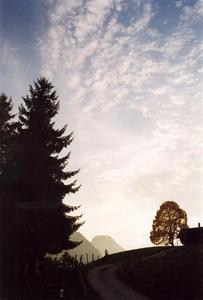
117;245;203;300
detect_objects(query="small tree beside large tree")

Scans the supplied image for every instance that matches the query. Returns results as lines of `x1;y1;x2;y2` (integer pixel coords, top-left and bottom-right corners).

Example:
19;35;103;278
150;201;188;246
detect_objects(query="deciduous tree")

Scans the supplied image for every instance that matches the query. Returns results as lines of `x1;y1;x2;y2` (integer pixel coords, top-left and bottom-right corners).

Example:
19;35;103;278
150;201;188;246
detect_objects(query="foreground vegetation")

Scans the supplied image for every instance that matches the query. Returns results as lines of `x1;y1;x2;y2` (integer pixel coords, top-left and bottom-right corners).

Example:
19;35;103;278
117;245;203;300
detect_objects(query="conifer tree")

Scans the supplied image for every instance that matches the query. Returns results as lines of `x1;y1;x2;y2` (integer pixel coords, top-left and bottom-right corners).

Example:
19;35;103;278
0;93;18;241
16;78;82;262
0;93;17;175
0;93;18;297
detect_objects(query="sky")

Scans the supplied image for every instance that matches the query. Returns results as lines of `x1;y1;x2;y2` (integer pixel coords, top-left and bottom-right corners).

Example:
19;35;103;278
0;0;202;249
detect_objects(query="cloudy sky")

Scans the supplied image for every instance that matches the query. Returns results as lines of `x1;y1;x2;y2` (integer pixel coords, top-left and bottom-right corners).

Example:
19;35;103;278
0;0;202;249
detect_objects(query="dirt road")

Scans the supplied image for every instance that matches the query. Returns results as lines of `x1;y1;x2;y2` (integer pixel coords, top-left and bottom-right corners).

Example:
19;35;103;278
87;264;149;300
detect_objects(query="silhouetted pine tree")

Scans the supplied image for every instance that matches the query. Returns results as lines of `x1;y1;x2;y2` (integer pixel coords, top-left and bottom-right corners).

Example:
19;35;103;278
15;78;82;265
0;93;18;298
0;93;17;175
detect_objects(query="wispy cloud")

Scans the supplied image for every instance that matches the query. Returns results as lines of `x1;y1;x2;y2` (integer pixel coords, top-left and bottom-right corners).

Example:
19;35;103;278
175;1;184;8
38;0;202;248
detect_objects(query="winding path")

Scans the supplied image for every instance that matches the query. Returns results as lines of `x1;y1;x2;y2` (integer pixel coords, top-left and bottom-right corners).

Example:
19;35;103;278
87;264;149;300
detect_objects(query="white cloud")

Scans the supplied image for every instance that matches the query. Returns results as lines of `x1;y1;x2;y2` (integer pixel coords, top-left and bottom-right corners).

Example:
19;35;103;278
39;0;202;248
175;1;184;8
180;0;203;22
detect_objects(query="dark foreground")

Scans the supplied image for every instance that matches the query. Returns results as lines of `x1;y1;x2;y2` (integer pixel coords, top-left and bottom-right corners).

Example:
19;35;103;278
117;245;203;300
0;264;100;300
1;246;202;299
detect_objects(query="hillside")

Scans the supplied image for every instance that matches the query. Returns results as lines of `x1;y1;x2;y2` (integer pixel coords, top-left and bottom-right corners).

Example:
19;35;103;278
91;235;125;256
117;245;203;300
68;232;101;263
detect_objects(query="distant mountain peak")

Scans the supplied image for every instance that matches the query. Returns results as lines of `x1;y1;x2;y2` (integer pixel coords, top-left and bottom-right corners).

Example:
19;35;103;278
91;235;125;256
68;232;101;263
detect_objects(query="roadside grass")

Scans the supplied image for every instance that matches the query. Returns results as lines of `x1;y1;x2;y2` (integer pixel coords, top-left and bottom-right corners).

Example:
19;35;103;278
117;245;203;300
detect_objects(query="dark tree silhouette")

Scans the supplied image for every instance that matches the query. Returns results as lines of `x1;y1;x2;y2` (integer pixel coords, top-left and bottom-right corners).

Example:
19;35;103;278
14;78;82;271
0;93;18;297
0;93;17;174
150;201;188;246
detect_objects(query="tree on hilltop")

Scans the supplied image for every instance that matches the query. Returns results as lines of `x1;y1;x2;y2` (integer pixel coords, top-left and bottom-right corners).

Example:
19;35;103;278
150;201;188;246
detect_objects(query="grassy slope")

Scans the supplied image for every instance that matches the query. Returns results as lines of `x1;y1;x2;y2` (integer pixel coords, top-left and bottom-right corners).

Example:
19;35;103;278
117;245;203;300
96;246;170;265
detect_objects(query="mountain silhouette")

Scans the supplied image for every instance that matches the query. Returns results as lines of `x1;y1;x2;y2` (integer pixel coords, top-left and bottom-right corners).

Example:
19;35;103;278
68;232;101;263
91;235;125;256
